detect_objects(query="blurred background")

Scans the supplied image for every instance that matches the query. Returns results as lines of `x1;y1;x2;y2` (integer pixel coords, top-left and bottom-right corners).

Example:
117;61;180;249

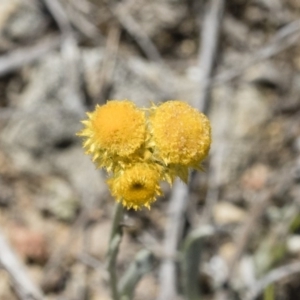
0;0;300;299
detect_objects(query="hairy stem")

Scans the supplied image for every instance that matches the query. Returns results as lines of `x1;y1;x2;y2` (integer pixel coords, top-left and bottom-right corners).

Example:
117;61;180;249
107;202;124;300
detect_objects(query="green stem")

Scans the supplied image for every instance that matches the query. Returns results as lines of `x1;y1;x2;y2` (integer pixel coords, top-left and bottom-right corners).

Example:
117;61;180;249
182;226;214;300
118;249;153;299
107;202;124;300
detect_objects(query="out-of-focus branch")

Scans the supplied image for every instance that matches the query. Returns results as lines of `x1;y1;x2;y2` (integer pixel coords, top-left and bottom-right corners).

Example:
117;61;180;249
195;0;225;225
110;3;163;63
157;1;224;299
43;0;73;34
0;229;44;300
96;26;120;104
41;208;90;290
0;36;61;77
196;0;225;112
42;0;85;115
65;1;104;41
227;191;271;280
213;20;300;86
246;261;300;300
201;87;233;224
157;180;190;300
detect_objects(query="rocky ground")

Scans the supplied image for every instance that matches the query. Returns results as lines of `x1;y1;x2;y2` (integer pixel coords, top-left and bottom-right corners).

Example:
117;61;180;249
0;0;300;299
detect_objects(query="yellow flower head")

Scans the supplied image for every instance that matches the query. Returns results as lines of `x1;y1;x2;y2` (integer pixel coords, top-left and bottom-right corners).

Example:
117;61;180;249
77;100;146;170
77;99;212;209
149;101;211;167
108;163;162;210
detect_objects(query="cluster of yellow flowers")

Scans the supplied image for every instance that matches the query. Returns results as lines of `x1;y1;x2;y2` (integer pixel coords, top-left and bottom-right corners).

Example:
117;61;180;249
77;100;211;210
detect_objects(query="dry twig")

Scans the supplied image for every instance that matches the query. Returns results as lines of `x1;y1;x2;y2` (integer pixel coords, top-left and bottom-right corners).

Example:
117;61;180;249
196;0;225;112
65;1;104;42
157;180;190;300
246;261;300;300
96;26;120;104
0;229;44;300
227;191;271;280
42;0;85;115
41;209;90;288
201;88;233;224
195;0;225;224
42;0;73;34
111;2;163;63
213;20;300;86
0;36;61;77
78;252;104;270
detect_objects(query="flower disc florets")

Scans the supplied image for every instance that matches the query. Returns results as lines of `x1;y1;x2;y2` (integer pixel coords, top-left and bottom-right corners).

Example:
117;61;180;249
107;164;162;210
77;100;146;170
149;101;211;167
